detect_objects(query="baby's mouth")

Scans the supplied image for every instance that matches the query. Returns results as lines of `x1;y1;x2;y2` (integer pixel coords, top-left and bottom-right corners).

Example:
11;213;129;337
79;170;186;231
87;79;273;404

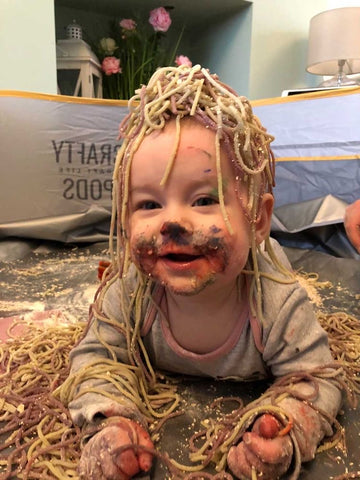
158;251;205;272
163;253;202;263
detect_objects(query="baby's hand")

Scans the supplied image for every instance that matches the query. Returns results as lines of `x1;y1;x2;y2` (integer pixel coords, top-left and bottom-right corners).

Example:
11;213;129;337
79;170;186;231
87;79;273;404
78;416;153;480
344;199;360;253
227;414;293;480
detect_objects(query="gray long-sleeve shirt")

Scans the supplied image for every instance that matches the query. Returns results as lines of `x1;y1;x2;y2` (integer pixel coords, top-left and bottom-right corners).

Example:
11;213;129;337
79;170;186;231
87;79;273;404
68;240;341;432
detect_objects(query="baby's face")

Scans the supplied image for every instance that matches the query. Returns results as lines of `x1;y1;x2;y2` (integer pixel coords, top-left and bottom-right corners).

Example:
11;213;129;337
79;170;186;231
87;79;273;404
127;119;252;296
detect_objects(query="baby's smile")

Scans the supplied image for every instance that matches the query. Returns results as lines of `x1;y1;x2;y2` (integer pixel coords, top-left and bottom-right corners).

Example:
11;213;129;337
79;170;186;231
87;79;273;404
132;230;229;294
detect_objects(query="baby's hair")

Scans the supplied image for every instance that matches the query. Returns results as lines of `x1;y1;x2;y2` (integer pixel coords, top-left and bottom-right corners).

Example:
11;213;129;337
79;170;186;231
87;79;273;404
108;64;293;324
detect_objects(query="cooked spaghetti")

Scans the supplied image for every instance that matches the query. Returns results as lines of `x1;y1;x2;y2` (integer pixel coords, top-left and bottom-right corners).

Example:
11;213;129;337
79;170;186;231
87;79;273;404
0;319;85;479
0;308;359;479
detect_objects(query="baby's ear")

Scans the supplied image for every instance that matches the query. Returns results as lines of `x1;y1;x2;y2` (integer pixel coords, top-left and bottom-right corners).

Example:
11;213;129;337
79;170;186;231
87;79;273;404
255;193;274;244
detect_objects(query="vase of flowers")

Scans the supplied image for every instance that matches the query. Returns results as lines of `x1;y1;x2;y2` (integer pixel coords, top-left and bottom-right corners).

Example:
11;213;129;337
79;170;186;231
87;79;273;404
94;6;191;100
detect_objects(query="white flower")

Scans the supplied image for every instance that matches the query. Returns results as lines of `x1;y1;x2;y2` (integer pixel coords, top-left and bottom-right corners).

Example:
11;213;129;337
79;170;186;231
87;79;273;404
99;37;118;55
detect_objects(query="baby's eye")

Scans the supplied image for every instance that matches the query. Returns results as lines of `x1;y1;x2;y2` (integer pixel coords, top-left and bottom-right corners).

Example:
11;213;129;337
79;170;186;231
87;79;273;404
138;200;161;210
192;196;219;207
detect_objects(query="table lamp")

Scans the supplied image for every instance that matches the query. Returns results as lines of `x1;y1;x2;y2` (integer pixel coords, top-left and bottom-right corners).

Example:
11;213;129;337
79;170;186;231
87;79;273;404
306;7;360;87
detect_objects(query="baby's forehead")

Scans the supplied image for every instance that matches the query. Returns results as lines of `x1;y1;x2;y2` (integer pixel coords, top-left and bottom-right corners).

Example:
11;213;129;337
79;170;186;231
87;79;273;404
137;117;217;156
149;116;211;135
131;121;247;185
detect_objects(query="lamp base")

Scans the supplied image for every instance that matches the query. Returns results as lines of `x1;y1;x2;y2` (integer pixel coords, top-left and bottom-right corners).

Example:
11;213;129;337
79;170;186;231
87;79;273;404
319;72;359;87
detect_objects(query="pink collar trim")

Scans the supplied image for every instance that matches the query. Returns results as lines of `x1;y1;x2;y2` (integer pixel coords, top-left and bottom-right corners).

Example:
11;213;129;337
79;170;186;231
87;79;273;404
160;303;249;361
141;285;250;361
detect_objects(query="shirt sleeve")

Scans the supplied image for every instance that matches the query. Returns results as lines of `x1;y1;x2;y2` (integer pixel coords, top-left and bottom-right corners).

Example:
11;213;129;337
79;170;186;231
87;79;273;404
66;278;147;427
259;241;342;428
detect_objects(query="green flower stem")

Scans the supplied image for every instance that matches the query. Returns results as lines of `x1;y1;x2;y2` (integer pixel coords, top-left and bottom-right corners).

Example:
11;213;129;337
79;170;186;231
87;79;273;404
129;47;135;97
117;73;122;99
139;34;148;87
168;25;185;65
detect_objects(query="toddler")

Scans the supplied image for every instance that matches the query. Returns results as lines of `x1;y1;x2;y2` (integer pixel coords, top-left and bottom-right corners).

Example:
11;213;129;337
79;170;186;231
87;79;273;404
64;65;343;479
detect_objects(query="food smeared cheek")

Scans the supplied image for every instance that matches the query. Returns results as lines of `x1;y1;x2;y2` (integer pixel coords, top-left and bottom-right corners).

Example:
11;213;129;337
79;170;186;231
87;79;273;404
131;235;157;274
198;236;229;274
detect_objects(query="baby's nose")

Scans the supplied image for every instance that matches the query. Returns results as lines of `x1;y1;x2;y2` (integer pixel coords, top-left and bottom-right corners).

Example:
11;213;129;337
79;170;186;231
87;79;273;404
160;221;192;241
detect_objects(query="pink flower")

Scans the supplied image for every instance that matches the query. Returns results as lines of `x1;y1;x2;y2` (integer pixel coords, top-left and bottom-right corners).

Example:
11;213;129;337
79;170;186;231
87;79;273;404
119;18;136;31
149;7;171;32
175;55;192;67
101;56;122;75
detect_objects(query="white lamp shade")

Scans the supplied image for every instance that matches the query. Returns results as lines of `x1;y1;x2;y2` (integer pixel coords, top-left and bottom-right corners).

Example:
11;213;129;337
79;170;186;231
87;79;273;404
307;7;360;75
56;39;103;98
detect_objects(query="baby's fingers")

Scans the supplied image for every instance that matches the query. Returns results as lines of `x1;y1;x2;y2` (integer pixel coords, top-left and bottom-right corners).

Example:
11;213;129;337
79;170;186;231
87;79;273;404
79;428;129;480
227;441;253;479
228;442;285;480
242;431;293;464
227;433;293;480
133;422;154;472
112;424;142;477
78;450;106;480
114;447;139;478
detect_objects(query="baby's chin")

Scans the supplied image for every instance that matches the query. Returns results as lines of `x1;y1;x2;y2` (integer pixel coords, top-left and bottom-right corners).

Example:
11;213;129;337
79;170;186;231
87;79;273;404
153;274;216;297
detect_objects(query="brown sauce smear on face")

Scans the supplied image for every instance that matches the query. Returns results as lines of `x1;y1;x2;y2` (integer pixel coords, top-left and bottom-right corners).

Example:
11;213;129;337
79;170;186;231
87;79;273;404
132;227;229;277
160;222;190;245
193;236;228;273
132;235;158;274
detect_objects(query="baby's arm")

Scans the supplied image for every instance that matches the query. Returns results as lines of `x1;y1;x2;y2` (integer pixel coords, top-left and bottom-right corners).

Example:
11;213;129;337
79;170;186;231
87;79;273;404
65;281;155;479
67;317;146;426
228;274;342;479
68;328;155;479
228;380;340;480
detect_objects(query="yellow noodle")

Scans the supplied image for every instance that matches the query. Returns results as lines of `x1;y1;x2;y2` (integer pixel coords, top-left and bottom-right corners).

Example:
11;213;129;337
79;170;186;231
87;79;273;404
160;114;181;186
